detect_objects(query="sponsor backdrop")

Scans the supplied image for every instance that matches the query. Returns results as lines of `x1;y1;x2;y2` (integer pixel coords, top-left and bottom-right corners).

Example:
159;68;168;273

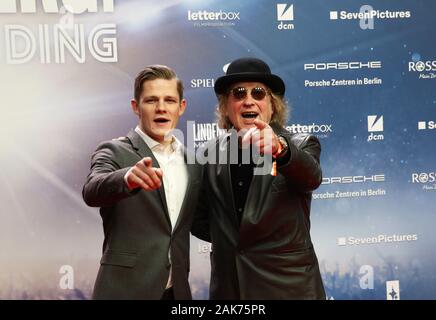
0;0;434;300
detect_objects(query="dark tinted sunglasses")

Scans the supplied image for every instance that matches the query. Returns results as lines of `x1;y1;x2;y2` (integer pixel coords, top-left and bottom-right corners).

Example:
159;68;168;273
229;86;269;101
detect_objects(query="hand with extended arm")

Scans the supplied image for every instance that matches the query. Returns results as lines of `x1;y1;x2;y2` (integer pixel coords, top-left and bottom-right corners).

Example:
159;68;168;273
125;157;163;191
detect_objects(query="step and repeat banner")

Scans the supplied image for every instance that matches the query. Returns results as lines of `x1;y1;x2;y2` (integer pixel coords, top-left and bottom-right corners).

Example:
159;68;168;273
0;0;434;300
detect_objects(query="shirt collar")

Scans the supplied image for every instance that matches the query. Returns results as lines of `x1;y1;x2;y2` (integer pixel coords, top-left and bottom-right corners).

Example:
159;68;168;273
134;126;183;154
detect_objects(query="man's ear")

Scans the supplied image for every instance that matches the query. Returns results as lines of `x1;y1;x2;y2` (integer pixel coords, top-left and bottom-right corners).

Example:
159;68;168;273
178;99;187;116
131;99;140;116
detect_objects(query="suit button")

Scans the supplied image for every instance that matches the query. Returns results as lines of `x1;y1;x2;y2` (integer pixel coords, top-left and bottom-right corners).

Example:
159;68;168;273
239;250;244;255
238;208;243;213
166;263;171;269
238;181;244;187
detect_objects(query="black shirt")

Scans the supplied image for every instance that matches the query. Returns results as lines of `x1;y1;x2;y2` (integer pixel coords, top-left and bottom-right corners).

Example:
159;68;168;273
230;146;255;225
229;139;291;226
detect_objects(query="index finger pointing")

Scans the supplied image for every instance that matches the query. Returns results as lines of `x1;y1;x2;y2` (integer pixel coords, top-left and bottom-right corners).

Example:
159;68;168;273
142;157;153;167
254;118;268;130
241;127;257;145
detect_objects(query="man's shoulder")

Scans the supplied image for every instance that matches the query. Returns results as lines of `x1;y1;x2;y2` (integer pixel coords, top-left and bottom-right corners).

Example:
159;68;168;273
95;135;134;153
111;135;131;144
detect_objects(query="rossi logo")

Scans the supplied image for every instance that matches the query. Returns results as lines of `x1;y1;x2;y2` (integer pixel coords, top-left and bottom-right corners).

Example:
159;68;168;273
411;172;436;191
408;59;436;80
276;4;294;30
408;60;436;72
411;172;435;184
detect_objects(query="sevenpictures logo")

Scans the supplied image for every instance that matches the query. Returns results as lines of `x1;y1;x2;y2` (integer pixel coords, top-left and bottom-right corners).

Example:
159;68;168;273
418;121;435;131
330;8;411;20
337;234;418;247
0;0;118;64
330;5;411;30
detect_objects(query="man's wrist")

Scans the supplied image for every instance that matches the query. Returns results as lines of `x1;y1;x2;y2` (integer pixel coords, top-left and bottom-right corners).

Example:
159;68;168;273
124;168;133;191
273;135;288;159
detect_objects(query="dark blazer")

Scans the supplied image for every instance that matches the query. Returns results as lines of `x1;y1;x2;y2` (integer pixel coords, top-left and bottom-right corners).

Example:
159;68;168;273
192;126;326;299
83;130;202;300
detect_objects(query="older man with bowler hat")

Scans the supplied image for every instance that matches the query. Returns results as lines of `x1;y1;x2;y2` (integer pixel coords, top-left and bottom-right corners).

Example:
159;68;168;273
192;57;326;299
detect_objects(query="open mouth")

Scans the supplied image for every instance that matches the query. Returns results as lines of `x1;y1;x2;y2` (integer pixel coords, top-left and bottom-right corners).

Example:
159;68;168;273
241;112;258;119
154;117;170;124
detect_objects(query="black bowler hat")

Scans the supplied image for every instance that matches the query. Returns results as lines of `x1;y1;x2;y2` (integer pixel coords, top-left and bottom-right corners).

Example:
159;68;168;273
214;57;285;96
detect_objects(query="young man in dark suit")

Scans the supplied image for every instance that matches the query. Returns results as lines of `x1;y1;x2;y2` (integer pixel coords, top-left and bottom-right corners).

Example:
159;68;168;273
83;65;201;300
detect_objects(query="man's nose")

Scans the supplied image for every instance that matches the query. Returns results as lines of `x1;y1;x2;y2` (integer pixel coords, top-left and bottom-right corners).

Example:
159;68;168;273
156;99;166;111
243;95;256;106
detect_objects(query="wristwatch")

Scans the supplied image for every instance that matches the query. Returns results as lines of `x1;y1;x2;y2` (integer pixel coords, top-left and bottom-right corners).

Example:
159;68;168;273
273;135;289;159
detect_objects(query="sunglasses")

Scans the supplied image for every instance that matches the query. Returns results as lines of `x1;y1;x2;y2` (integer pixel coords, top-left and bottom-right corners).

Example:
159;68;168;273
229;86;269;101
